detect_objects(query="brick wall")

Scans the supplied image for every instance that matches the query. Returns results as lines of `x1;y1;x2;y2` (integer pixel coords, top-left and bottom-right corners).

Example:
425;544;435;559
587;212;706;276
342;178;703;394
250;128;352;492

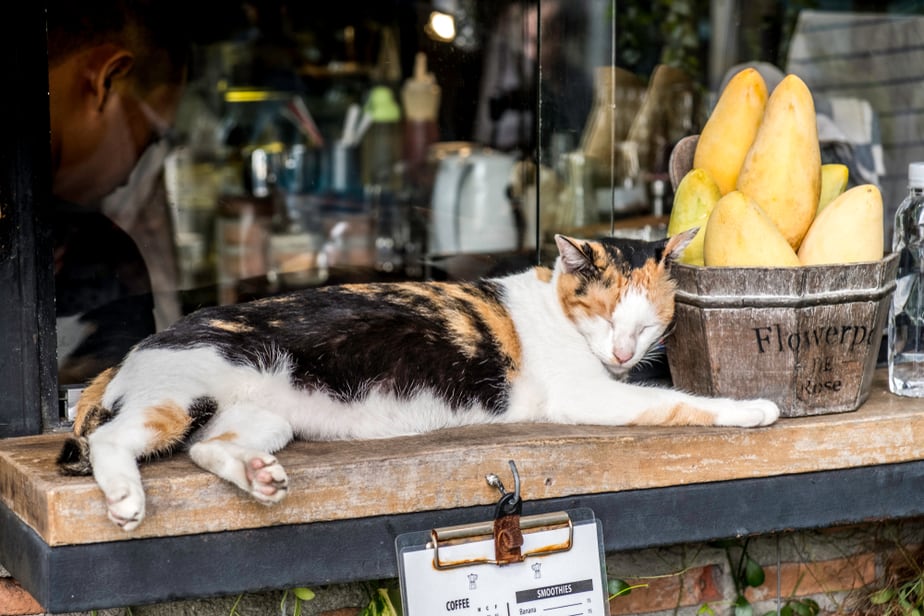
0;570;41;616
605;522;916;615
3;519;923;616
606;549;879;615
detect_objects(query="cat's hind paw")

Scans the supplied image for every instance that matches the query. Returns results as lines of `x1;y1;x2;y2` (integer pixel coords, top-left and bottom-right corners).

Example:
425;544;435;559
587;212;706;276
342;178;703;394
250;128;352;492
189;441;290;505
245;454;288;504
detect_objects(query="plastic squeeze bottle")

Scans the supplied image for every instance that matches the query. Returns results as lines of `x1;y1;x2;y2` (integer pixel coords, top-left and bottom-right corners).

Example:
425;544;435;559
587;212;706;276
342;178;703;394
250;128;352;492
360;85;403;187
889;161;924;395
401;52;441;171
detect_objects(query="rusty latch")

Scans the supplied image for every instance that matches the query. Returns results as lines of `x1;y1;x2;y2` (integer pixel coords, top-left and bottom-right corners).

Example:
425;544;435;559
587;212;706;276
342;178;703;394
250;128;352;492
486;460;524;565
492;491;524;564
429;460;573;570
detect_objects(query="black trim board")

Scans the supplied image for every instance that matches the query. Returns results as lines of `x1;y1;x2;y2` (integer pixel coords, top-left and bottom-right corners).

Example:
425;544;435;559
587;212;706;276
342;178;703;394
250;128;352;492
4;461;924;612
0;3;57;438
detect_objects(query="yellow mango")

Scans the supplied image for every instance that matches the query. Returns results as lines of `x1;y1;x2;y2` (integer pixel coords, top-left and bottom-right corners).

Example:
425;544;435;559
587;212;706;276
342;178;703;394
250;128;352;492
703;191;801;267
667;168;722;265
736;74;821;251
693;68;768;195
797;184;883;265
817;163;849;214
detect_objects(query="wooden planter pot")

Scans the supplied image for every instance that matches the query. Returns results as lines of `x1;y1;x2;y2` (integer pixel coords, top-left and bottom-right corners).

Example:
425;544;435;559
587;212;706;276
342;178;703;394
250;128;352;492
666;254;899;417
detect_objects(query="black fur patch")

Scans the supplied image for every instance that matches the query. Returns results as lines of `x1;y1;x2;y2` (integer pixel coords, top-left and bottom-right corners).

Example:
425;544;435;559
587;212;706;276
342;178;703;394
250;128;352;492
188;396;218;427
138;283;517;413
57;437;92;476
598;235;668;270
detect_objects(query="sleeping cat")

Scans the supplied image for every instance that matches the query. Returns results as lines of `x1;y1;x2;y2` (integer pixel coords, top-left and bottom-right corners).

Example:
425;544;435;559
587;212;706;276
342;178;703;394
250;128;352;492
57;230;779;531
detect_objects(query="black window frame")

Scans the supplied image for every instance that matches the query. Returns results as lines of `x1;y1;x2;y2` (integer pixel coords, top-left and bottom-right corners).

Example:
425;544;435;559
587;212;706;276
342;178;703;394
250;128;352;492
0;3;58;438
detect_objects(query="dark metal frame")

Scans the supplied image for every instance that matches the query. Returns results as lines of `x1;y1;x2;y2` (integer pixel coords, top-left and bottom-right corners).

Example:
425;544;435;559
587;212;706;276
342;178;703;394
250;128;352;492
3;460;924;612
0;4;57;438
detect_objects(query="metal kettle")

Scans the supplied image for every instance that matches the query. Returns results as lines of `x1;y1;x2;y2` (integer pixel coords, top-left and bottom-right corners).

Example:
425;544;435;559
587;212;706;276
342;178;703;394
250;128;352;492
428;142;519;256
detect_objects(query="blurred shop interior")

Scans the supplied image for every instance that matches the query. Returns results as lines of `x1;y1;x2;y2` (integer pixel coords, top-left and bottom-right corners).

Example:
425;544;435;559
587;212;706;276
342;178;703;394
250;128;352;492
75;0;924;336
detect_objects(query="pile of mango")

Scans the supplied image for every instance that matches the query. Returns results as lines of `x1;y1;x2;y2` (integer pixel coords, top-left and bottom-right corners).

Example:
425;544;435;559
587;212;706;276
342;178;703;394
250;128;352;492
667;68;883;267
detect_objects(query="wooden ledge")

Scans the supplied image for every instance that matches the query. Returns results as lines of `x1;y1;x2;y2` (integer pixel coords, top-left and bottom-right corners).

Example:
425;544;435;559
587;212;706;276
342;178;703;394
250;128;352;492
2;370;924;547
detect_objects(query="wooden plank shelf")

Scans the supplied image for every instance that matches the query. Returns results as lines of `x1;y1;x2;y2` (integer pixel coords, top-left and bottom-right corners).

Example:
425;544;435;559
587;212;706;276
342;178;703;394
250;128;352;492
4;370;924;611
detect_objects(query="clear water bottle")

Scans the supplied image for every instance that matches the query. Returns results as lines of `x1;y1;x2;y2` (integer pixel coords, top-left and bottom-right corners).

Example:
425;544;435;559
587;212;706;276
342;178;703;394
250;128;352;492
888;162;924;395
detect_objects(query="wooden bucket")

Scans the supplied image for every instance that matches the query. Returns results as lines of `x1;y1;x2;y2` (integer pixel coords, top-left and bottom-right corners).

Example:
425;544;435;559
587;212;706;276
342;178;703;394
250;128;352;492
665;254;899;417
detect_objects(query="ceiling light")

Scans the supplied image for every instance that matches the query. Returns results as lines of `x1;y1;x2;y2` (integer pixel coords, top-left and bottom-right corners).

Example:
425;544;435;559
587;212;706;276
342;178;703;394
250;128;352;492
426;11;456;42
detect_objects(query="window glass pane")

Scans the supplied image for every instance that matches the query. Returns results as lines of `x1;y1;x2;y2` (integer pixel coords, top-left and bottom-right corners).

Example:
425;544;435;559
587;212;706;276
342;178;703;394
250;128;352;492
48;1;542;391
167;1;546;298
44;0;924;403
48;0;189;387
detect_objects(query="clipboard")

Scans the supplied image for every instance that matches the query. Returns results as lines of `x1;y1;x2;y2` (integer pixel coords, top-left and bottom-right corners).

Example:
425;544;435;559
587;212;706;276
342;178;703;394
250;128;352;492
395;462;611;616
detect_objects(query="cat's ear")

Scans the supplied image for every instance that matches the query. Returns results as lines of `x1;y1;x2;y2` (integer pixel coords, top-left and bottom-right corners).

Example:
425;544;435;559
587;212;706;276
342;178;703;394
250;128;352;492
661;227;700;264
555;234;596;276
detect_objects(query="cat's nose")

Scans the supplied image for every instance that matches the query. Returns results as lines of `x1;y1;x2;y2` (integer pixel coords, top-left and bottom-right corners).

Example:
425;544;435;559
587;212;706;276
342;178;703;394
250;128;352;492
613;346;634;364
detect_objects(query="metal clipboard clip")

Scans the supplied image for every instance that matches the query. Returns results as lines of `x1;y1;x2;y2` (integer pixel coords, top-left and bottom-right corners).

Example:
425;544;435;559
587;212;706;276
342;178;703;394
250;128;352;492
430;460;574;569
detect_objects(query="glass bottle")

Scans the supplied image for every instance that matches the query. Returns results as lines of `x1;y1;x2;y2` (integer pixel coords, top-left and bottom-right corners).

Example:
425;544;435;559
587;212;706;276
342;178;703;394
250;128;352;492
401;52;440;173
888;162;924;395
360;85;402;188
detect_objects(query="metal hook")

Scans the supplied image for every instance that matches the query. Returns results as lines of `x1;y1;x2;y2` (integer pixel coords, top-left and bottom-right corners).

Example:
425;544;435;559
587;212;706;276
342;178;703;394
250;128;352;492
486;460;520;506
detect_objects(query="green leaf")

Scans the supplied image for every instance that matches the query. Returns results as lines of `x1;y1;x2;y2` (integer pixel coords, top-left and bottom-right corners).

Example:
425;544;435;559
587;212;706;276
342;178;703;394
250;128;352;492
871;588;895;605
608;579;630;596
698;604;717;616
780;605;793;616
293;588;315;601
360;588;399;616
734;595;754;616
745;558;766;588
735;604;754;616
793;602;811;616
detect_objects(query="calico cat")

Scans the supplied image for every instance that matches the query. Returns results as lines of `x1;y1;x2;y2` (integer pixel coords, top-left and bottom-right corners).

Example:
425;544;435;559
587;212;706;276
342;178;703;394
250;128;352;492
57;230;779;531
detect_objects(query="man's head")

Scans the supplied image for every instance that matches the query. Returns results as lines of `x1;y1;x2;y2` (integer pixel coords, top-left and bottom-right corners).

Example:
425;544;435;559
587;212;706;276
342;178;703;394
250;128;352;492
47;0;189;205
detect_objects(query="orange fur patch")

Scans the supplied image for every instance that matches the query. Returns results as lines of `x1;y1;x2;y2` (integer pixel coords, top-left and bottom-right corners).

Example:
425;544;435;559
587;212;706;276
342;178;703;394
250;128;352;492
143;401;193;453
209;319;254;333
556;242;677;326
258;295;298;305
346;283;442;318
534;266;553;283
73;367;117;436
632;402;717;426
556;256;628;321
443;284;522;378
629;261;676;324
203;431;239;443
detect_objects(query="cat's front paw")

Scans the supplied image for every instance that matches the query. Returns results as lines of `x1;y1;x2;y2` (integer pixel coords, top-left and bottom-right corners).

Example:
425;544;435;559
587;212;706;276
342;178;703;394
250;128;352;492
245;455;288;504
716;398;780;428
103;478;146;531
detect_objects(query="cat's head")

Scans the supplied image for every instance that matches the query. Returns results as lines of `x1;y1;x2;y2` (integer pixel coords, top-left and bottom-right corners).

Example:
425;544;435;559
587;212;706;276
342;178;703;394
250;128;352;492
553;228;697;378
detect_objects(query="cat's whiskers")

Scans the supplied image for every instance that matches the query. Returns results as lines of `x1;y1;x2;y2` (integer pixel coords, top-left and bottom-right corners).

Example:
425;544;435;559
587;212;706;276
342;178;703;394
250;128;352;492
659;322;677;342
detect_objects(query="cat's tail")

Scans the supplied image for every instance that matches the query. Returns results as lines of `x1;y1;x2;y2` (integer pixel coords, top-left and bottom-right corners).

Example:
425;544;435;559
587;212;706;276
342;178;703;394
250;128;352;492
56;366;119;476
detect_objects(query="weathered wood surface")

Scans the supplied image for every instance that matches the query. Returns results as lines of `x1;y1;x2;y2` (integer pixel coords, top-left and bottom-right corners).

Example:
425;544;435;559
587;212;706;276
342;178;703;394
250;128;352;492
1;370;923;547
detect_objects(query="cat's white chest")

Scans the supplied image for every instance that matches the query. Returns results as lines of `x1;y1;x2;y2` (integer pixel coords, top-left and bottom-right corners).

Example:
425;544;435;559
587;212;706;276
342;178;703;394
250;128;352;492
498;274;614;422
